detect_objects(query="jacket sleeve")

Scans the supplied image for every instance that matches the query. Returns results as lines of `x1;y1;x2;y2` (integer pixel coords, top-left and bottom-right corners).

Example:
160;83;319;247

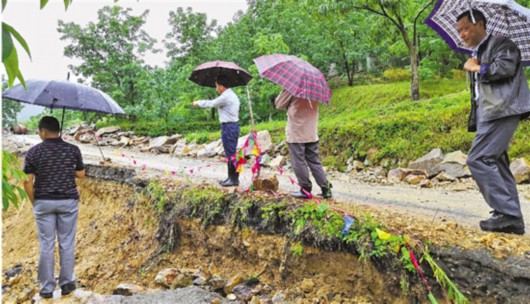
275;90;293;110
479;38;520;83
196;93;229;109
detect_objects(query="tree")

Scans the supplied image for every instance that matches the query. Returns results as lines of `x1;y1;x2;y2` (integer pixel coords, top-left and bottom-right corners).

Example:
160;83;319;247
318;0;435;100
58;5;158;111
164;7;218;63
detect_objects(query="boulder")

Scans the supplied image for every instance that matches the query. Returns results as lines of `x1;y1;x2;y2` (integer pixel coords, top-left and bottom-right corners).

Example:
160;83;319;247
435;150;469;178
387;169;408;183
347;160;364;173
119;137;130;146
167;134;183;145
172;139;187;156
95;126;120;137
233;284;254;302
435;172;457;182
510;158;530;184
408;148;444;177
237;130;272;155
149;136;170;149
154;268;193;289
79;134;92;143
406;174;426;185
198;140;221;158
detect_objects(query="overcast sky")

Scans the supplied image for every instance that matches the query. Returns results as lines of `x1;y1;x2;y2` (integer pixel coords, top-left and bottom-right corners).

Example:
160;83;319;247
2;0;248;120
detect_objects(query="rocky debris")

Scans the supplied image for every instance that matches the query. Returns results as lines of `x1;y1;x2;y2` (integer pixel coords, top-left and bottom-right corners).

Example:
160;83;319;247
405;174;426;185
510;158;530;184
208;275;228;291
154;268;194;289
4;264;23;280
95;126;121;138
347;160;364;173
113;283;146;296
300;278;315;293
408;148;444;177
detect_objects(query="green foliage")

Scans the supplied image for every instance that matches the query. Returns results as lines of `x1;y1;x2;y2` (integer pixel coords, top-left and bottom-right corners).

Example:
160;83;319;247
2;150;27;210
2;22;30;87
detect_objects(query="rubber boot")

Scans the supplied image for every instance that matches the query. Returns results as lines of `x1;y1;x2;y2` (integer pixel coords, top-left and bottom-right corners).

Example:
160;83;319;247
221;162;239;187
319;183;333;199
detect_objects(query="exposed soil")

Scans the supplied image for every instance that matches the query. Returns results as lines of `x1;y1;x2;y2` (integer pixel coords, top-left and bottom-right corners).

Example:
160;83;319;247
2;135;530;303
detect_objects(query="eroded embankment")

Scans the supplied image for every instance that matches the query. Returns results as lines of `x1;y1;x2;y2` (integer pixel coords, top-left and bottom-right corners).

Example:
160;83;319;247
2;164;530;303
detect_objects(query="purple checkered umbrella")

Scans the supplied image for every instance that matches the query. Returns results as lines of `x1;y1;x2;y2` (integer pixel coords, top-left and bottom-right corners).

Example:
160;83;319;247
189;60;252;88
253;54;331;105
425;0;530;65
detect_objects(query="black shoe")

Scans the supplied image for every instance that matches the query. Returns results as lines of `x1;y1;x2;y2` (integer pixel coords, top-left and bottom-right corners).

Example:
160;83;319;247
318;183;333;199
39;291;53;299
290;187;312;199
479;211;525;235
219;177;229;185
61;283;76;296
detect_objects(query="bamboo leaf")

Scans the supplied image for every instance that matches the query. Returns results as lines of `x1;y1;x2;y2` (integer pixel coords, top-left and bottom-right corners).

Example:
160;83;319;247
40;0;49;9
2;0;7;12
2;23;14;62
64;0;71;11
3;23;31;59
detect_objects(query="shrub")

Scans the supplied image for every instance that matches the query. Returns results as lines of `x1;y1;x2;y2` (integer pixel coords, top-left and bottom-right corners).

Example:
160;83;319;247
383;68;410;82
451;69;466;80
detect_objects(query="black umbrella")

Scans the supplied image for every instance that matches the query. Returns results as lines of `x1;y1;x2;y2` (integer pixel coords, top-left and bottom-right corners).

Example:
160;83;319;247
189;60;252;88
2;79;125;160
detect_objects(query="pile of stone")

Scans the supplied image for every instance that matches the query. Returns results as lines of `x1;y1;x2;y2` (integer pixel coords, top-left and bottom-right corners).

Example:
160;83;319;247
68;124;289;168
345;148;530;187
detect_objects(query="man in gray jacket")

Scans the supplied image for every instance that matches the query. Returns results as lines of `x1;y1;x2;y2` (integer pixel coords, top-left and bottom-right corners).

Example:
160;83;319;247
457;9;530;235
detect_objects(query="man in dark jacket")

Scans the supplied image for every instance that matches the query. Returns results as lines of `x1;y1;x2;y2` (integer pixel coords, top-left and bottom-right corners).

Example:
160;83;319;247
23;116;85;298
457;10;530;235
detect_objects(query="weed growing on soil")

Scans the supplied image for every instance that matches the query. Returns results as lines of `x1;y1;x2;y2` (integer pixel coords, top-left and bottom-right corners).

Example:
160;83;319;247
229;197;254;227
145;180;174;214
260;200;288;227
180;187;228;226
290;241;304;257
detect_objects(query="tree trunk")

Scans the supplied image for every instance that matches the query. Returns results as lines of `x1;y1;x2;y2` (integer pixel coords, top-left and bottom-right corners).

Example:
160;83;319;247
343;53;354;86
410;46;420;101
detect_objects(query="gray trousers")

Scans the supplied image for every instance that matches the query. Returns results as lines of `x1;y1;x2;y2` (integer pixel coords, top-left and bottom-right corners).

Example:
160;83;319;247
467;115;522;218
33;199;79;293
288;141;328;191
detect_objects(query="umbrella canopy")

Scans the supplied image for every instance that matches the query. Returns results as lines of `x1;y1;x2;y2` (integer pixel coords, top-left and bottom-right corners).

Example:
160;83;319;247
425;0;530;65
2;79;125;114
253;54;331;104
189;60;252;88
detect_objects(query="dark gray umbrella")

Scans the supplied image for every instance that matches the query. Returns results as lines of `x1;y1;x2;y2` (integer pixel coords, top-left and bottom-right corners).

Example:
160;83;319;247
2;79;125;160
2;79;125;114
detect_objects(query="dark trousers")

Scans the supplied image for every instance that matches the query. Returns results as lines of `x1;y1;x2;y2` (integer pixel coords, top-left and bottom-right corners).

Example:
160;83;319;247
467;115;522;218
288;141;328;190
221;122;240;158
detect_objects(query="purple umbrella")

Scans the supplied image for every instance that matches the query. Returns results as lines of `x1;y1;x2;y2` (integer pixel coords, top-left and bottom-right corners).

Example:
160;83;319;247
189;60;252;88
425;0;530;65
253;54;331;105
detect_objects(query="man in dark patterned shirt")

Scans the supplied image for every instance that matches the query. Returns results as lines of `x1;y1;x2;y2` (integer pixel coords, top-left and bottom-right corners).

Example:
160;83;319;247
23;116;85;299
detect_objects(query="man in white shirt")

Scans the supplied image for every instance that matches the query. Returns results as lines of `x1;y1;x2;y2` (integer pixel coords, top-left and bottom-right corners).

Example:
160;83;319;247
193;75;241;187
